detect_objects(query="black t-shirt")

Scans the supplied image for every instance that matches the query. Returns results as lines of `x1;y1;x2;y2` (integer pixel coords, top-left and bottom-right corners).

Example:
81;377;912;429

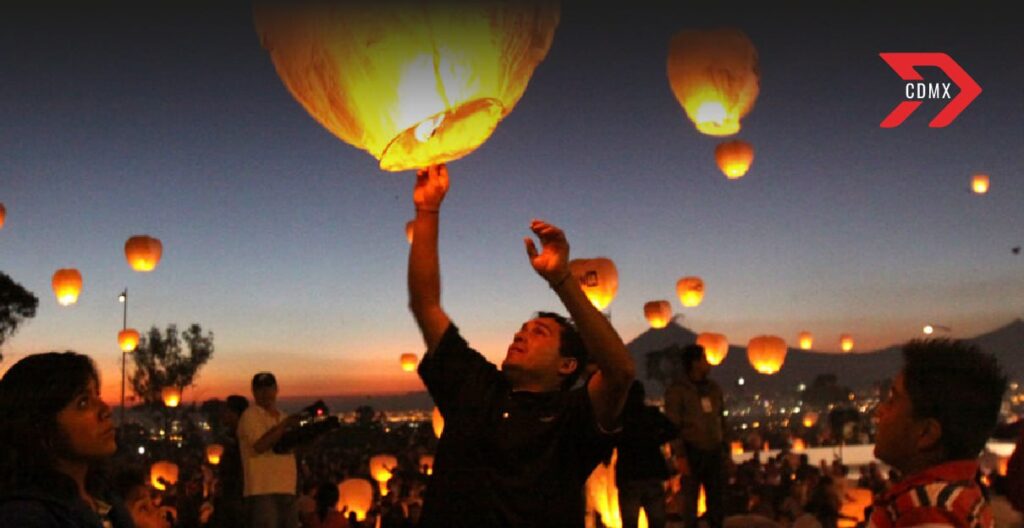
417;323;615;528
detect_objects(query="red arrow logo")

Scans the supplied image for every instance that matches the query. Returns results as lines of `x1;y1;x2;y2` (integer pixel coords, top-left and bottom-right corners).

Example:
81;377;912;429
879;52;982;128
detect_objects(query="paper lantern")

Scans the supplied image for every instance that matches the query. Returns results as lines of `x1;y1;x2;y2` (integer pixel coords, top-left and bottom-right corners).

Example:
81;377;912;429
696;332;729;366
839;488;873;528
798;331;813;350
400;353;418;372
162;386;182;408
0;203;6;230
792;438;806;452
337;479;373;521
405;220;414;244
118;328;140;352
676;276;704;307
569;257;618;311
206;444;225;465
643;300;672;329
840;334;854;352
802;411;818;428
730;441;744;455
714;140;754;179
370;454;399;495
419;454;435;475
254;2;559;172
972;174;989;194
124;235;163;272
747;335;787;375
667;27;760;137
432;406;444;438
51;268;83;306
150;461;179;491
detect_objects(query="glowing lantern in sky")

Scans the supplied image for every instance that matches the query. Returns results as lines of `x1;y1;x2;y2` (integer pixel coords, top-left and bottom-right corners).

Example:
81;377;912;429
124;235;163;272
150;461;179;491
714;140;754;179
972;174;989;194
643;300;672;329
730;441;744;455
676;276;704;307
0;202;6;230
400;353;418;372
802;411;819;428
798;331;813;350
370;454;398;495
569;258;618;311
840;334;854;352
747;335;787;374
419;454;435;475
162;386;182;408
696;332;729;366
253;2;560;172
432;406;444;438
792;438;807;452
118;329;140;352
337;479;373;520
52;269;83;306
206;444;225;465
405;220;414;244
667;27;760;136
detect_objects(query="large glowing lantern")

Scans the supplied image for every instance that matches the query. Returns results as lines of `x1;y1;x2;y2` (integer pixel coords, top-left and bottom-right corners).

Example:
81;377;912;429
206;444;225;465
972;174;989;194
0;202;5;230
52;269;83;306
337;479;373;521
696;332;729;366
569;258;619;311
150;461;179;491
798;331;813;350
370;454;398;495
667;28;760;137
162;386;182;408
802;411;819;428
419;454;435;475
840;334;854;352
400;353;418;372
676;276;704;307
714;140;754;179
253;2;560;172
643;300;672;329
432;406;444;438
730;441;744;455
747;335;787;374
839;488;873;528
792;438;807;452
118;329;140;352
124;235;163;272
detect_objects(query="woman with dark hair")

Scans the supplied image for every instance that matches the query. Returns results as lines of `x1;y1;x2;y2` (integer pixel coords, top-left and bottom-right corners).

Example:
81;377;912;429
298;482;347;528
0;351;133;527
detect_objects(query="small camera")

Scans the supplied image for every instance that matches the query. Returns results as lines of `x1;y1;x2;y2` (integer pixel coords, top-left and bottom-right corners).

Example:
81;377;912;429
272;399;340;453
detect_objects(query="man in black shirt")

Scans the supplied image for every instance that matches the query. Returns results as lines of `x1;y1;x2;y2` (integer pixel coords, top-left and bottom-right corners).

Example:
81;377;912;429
407;164;635;528
615;381;679;528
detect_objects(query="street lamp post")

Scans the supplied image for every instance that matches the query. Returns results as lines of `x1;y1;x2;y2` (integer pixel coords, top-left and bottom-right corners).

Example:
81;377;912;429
119;289;127;426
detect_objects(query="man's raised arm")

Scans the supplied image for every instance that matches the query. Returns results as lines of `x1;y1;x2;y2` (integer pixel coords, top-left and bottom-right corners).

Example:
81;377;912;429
408;164;451;352
524;220;635;431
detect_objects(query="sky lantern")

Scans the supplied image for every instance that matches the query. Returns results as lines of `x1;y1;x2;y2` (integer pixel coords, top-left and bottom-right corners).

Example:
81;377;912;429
253;2;560;172
405;220;414;244
337;479;373;521
419;454;435;476
150;461;179;491
0;202;6;230
51;268;83;306
676;276;704;307
972;174;989;194
118;329;140;352
667;27;760;137
792;438;807;452
162;386;182;408
798;331;813;350
643;300;672;329
206;444;225;465
369;454;398;495
747;335;787;374
400;353;418;372
802;411;818;428
840;334;854;352
124;235;163;272
696;332;729;365
730;441;744;455
569;258;619;311
714;140;754;179
432;406;444;438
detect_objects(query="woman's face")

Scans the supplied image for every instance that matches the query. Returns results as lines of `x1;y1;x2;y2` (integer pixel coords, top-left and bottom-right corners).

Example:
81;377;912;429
56;377;116;460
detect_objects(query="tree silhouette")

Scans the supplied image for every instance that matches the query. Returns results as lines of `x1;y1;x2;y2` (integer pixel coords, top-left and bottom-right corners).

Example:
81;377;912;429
129;324;214;406
0;271;39;362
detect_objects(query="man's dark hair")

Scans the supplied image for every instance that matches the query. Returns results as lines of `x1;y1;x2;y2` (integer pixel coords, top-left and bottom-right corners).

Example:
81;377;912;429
901;338;1007;460
535;311;587;390
681;344;706;375
226;394;249;416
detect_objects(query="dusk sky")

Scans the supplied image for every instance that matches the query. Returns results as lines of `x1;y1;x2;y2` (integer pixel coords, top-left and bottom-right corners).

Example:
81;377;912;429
1;3;1021;404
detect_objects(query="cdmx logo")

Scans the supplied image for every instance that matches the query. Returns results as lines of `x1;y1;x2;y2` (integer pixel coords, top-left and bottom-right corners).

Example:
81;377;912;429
879;52;982;128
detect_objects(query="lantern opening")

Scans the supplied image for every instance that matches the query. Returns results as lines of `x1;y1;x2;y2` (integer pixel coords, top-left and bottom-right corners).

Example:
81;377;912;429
381;98;503;171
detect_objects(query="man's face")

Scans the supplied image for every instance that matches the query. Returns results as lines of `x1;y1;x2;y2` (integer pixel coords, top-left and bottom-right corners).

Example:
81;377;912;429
873;372;923;470
252;385;277;408
688;356;710;382
501;317;573;387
